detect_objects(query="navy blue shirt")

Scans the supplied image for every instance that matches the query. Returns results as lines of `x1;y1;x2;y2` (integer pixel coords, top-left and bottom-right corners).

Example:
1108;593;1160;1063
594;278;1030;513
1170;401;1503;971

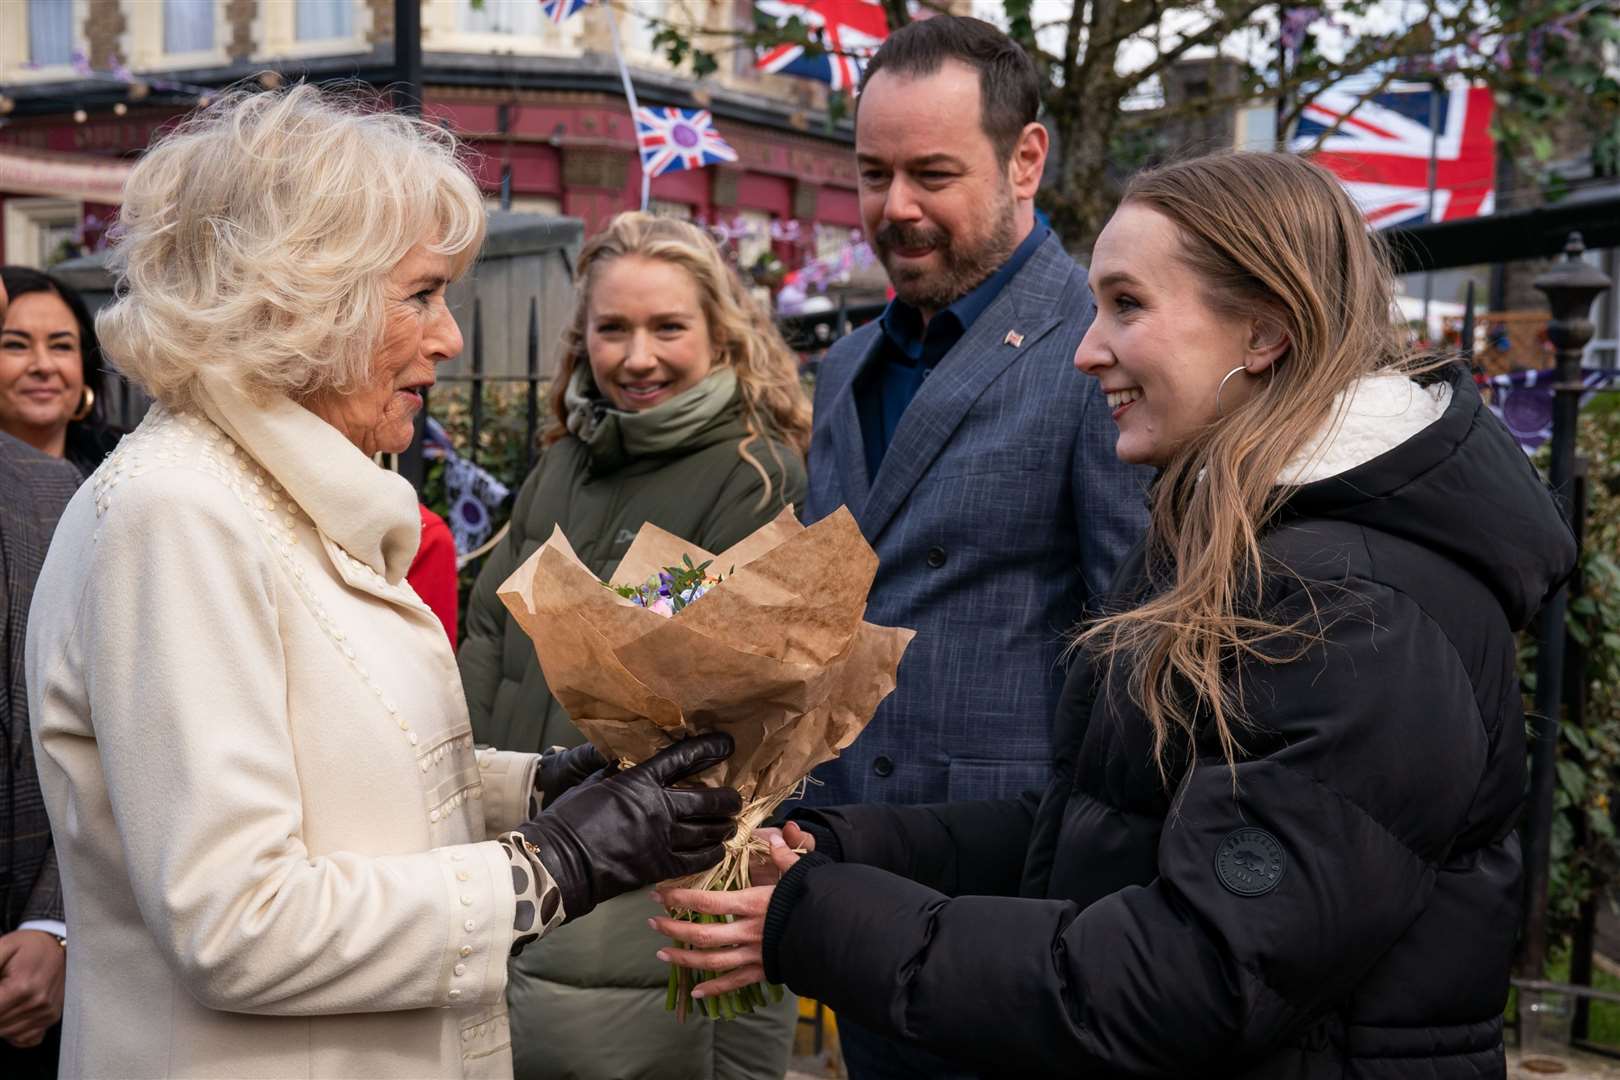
856;225;1049;479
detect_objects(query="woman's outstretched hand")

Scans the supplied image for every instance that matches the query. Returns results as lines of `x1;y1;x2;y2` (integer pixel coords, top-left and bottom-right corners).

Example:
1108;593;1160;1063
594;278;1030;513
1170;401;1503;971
748;821;815;886
651;832;802;999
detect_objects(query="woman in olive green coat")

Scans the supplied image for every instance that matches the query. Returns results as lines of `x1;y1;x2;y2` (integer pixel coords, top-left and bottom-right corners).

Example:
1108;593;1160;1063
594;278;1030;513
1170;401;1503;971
460;213;810;1080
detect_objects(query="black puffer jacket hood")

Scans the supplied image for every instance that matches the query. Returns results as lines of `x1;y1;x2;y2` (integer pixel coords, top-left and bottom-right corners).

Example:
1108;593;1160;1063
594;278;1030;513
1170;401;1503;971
1284;364;1574;630
769;363;1577;1079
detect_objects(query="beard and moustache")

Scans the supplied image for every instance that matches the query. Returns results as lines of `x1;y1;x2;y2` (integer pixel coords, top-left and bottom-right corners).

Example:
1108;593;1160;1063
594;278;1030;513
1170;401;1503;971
873;184;1021;312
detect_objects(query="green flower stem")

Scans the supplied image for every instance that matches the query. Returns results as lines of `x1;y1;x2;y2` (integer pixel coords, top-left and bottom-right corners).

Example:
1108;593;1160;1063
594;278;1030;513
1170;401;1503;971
666;860;790;1021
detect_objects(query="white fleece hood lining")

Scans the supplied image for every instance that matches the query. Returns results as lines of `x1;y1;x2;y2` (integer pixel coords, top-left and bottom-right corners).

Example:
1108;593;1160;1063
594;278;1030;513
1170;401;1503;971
1278;373;1453;486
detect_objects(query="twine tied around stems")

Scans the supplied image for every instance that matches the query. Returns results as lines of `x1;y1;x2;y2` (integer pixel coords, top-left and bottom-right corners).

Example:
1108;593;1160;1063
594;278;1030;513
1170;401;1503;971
664;783;800;896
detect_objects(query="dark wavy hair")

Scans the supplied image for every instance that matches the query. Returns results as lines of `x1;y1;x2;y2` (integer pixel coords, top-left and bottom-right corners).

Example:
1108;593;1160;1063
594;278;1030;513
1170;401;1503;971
857;15;1042;163
1;265;122;474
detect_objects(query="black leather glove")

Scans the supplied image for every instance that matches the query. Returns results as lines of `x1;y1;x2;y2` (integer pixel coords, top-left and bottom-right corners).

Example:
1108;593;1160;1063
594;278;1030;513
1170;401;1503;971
519;732;741;924
536;742;610;808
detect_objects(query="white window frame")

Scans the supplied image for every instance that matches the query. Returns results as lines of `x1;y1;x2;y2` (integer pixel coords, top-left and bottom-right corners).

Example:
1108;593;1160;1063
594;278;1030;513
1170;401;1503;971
0;0;90;86
122;0;231;72
648;198;694;221
253;0;372;62
485;194;563;216
4;196;83;269
732;209;773;270
421;0;584;57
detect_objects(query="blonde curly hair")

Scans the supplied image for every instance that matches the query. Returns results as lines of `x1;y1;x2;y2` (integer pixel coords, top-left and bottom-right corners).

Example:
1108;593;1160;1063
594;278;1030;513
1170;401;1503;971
99;82;486;410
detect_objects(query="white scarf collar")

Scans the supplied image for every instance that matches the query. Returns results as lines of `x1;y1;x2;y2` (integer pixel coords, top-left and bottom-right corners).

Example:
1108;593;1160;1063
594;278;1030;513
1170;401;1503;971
194;369;421;583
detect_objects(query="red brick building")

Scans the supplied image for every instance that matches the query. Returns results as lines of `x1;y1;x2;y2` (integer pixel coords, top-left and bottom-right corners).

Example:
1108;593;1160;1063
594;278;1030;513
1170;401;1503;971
0;1;873;272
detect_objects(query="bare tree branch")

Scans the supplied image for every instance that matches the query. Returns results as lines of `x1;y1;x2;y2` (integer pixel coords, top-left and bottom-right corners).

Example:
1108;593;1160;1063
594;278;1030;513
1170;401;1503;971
1127;0;1275;84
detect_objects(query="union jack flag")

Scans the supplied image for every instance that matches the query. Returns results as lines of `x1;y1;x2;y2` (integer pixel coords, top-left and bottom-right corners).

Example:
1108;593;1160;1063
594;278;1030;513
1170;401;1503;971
754;0;889;92
635;107;739;179
539;0;591;24
1292;78;1495;229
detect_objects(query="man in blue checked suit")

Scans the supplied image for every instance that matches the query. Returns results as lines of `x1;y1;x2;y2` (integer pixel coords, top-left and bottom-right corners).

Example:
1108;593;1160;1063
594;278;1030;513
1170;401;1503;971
798;20;1148;1074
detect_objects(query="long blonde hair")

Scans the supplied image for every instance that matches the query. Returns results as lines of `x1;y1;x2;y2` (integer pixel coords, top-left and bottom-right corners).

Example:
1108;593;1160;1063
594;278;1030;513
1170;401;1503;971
1077;152;1423;783
547;213;812;499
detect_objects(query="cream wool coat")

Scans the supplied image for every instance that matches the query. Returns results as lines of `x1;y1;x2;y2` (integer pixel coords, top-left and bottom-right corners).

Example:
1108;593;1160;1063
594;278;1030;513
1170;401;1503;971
26;370;549;1080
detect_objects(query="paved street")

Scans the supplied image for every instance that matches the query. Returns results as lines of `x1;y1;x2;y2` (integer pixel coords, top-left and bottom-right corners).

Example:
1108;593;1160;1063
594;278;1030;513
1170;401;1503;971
787;1048;1620;1078
1513;1046;1620;1077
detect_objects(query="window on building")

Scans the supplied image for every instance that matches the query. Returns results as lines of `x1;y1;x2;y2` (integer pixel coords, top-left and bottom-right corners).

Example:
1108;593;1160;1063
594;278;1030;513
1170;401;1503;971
27;0;73;67
484;194;564;217
1237;105;1278;151
296;0;355;41
163;0;215;55
733;210;773;270
4;198;82;269
648;199;694;222
456;0;543;36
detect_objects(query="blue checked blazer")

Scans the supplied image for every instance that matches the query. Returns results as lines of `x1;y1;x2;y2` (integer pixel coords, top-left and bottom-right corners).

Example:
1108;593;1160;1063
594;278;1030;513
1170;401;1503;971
801;233;1150;807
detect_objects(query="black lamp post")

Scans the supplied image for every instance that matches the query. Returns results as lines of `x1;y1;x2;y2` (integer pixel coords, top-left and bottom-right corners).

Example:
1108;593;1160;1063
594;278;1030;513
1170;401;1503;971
1520;233;1611;1007
393;0;427;489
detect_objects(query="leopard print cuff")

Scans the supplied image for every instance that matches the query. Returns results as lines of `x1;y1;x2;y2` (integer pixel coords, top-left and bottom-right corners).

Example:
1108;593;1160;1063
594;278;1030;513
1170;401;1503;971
497;832;566;955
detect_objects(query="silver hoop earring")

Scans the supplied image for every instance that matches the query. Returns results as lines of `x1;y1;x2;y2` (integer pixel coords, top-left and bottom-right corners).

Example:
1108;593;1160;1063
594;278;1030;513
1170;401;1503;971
1214;365;1249;418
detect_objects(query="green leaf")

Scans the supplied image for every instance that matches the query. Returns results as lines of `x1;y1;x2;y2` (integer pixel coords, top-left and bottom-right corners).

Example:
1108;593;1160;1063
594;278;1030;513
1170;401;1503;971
1559;758;1589;800
1566;725;1593;755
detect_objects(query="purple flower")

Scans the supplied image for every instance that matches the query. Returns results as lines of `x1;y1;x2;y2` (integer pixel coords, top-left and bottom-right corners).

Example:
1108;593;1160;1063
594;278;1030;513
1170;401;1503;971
1280;7;1317;54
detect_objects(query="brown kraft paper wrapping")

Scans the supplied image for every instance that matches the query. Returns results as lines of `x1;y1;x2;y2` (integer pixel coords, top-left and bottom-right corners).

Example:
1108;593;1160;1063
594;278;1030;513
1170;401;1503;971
496;505;913;811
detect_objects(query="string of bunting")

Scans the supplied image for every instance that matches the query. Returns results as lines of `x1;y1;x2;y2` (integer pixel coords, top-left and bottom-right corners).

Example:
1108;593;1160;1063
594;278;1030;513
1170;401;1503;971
1485;367;1620;453
422;417;512;557
0;50;218;117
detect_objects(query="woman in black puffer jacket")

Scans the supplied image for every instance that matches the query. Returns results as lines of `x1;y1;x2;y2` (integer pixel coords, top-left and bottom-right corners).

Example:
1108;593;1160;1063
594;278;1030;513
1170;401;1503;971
651;152;1576;1079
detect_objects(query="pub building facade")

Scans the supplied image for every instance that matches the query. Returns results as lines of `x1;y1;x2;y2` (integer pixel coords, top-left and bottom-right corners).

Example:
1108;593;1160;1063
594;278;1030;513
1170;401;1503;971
0;0;899;274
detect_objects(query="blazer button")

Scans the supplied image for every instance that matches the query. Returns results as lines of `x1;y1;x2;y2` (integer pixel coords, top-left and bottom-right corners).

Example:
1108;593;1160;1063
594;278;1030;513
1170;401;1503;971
925;546;947;569
873;755;894;777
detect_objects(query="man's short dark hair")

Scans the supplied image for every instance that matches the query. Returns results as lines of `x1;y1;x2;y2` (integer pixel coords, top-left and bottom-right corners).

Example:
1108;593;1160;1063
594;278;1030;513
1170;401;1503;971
858;15;1042;162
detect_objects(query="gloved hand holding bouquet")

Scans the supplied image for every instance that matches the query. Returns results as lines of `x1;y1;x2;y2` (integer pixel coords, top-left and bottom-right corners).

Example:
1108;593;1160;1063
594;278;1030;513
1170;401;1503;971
497;507;912;1021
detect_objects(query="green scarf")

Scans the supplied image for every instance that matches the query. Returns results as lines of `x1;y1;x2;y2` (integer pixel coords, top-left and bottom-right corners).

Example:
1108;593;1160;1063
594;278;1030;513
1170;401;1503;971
565;365;741;474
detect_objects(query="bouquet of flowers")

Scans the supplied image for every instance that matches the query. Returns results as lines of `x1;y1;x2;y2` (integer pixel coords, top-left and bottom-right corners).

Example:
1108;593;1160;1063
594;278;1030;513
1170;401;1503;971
609;556;722;616
497;507;913;1021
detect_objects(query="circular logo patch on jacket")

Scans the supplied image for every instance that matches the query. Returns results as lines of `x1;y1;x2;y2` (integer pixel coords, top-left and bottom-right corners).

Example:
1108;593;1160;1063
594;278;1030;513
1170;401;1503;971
1215;827;1286;897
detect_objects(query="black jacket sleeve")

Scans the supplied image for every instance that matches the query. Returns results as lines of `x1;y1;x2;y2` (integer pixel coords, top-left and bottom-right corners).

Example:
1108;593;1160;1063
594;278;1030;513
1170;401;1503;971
765;575;1495;1076
789;793;1040;898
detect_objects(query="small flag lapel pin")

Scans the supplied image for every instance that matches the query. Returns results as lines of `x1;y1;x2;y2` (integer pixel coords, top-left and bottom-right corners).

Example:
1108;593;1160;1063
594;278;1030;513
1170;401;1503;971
1004;330;1024;348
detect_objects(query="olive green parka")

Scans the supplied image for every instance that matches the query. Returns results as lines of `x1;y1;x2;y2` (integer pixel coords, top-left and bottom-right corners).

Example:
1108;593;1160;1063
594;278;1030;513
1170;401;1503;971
460;381;806;1080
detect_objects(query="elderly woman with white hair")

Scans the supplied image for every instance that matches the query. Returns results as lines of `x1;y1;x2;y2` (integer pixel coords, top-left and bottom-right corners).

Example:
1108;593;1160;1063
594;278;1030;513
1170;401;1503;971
24;85;742;1080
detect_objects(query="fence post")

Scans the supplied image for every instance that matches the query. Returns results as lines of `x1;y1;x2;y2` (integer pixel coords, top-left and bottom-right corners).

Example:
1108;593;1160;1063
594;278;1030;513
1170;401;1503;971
1520;234;1611;1032
525;296;541;470
468;298;484;467
1568;459;1595;1041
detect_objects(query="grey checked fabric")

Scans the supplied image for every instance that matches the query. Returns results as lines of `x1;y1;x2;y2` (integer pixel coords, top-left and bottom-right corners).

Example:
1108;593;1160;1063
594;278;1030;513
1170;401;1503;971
1;432;82;929
800;234;1152;808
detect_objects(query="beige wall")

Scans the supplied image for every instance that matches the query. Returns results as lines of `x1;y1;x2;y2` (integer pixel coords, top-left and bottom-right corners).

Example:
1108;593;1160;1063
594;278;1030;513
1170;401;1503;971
12;0;913;110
